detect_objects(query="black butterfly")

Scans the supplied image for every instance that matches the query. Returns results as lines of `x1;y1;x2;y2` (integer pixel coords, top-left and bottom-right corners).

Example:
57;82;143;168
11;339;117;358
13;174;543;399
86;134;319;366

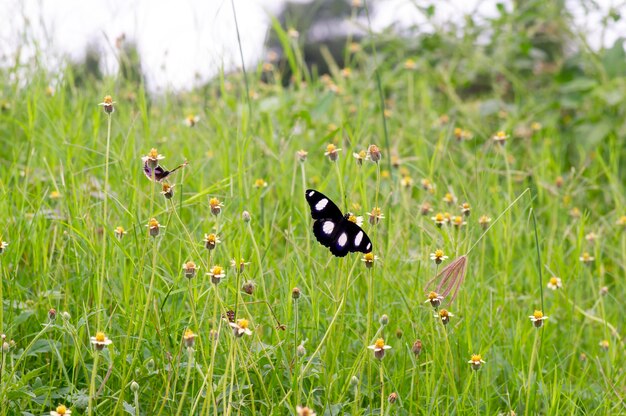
143;160;188;182
305;189;372;257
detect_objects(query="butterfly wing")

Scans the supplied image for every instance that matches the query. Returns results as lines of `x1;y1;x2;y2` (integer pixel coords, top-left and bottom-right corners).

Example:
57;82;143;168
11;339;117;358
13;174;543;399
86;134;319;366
326;219;372;257
305;189;343;221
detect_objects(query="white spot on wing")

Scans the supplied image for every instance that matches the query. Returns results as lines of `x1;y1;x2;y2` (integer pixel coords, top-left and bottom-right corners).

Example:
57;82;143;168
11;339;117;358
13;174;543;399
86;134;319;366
366;243;372;250
355;231;363;246
308;190;315;197
338;232;348;247
323;221;334;235
315;198;328;211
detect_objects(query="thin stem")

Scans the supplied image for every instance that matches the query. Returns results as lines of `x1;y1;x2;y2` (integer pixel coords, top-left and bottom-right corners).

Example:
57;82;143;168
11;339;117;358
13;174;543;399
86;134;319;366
175;347;194;416
379;362;385;415
525;329;541;416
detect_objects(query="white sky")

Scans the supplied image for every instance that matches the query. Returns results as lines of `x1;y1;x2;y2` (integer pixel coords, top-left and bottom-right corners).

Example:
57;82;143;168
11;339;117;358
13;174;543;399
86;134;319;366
1;0;624;91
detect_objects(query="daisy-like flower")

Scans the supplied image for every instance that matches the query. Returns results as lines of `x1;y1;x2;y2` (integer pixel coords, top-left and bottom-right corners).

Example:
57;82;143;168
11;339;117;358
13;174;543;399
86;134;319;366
209;197;223;216
253;178;268;189
368;207;384;225
296;149;308;162
451;216;467;228
368;338;391;360
430;249;448;265
0;239;8;254
616;215;626;226
404;58;417;70
142;148;165;169
437;114;449;126
599;339;609;350
569;207;581;219
50;404;72;416
325;144;342;162
203;233;220;250
400;175;413;188
182;261;198;279
183;329;196;348
296;405;316;416
161;182;175;199
421;178;435;192
353;149;366;165
184;114;200;127
468;354;486;371
585;232;598;242
547;276;562;290
579;252;594;264
420;202;433;216
425;291;444;308
435;309;453;325
207;265;226;285
478;215;492;230
230;258;250;273
454;128;473;141
366;144;382;163
146;218;163;237
229;318;253;337
555;176;564;188
361;252;378;268
460;202;471;216
347;213;364;227
431;213;446;228
388;392;398;404
531;121;542;131
90;331;113;350
492;131;509;144
443;192;457;205
98;95;115;114
114;226;127;240
529;310;548;328
49;190;62;199
412;339;423;356
287;27;299;39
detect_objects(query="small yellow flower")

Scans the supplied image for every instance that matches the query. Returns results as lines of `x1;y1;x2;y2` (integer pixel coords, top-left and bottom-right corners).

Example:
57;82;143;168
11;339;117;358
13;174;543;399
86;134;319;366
114;226;127;240
616;215;626;226
367;207;384;225
361;252;378;268
555;176;564;188
98;95;115;114
146;218;163;237
451;215;467;228
478;215;492;230
209;197;224;216
184;114;200;127
599;340;609;350
367;338;391;360
325;144;342;162
430;249;448;265
443;192;457;205
492;131;509;144
460;202;471;216
161;182;175;199
421;178;435;192
49;190;62;199
547;276;562;290
454;128;473;141
229;318;253;337
585;232;598;242
296;405;317;416
182;261;198;279
142;148;165;169
296;149;308;162
341;68;352;78
203;233;221;250
347;213;363;227
50;404;72;416
404;58;417;70
431;213;446;228
254;178;268;189
435;309;453;325
425;291;444;308
207;265;226;284
468;354;486;370
400;175;413;188
569;207;581;219
90;331;113;350
579;252;594;264
183;329;196;348
0;239;8;254
353;149;366;165
348;42;361;53
531;122;542;131
420;202;433;215
366;144;382;163
437;114;449;126
529;310;548;328
287;27;299;39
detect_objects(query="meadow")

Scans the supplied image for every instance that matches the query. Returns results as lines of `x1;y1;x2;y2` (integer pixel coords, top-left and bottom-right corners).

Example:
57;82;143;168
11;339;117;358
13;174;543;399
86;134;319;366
0;2;625;415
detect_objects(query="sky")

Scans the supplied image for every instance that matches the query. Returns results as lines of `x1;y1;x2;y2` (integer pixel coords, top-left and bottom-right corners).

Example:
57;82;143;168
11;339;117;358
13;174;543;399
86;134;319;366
1;0;624;91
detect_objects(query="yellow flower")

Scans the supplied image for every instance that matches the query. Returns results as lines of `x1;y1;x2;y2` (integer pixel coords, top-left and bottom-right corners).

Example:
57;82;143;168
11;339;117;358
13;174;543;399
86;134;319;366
468;354;486;370
229;318;253;337
208;265;226;284
254;178;268;189
529;310;548;328
183;329;196;348
50;404;72;416
209;197;224;216
492;130;509;144
425;291;444;308
361;252;378;268
430;250;448;265
98;95;115;114
325;144;342;162
90;331;113;350
367;338;391;359
547;276;562;290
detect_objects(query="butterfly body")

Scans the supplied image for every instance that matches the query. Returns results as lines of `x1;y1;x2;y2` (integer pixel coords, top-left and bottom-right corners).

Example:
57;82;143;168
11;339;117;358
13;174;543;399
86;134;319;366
143;161;188;182
305;189;372;257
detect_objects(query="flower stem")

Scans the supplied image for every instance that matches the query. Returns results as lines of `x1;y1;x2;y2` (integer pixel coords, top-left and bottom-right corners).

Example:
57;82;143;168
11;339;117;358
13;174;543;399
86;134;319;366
175;347;194;416
525;329;541;416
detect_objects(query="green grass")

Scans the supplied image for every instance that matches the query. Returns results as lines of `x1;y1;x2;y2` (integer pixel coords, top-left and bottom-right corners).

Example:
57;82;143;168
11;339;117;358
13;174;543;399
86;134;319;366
1;3;625;415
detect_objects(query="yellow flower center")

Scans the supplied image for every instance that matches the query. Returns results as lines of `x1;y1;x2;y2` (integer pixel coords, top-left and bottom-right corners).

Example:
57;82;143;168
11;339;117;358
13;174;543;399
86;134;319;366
495;131;507;140
162;183;171;191
443;212;452;220
184;329;195;339
206;234;216;243
211;266;223;276
434;250;444;258
462;203;470;210
533;310;544;319
185;261;196;269
209;197;221;207
148;218;159;228
326;144;337;153
371;207;382;216
549;277;559;285
56;405;68;415
439;309;449;318
95;332;106;342
619;215;626;225
115;226;124;234
471;354;482;362
434;213;444;222
254;179;267;188
428;291;439;300
479;215;491;224
454;127;462;136
103;95;113;104
374;338;385;349
453;216;463;225
348;215;357;223
237;319;249;329
444;193;453;202
363;252;375;262
149;148;158;158
404;58;416;69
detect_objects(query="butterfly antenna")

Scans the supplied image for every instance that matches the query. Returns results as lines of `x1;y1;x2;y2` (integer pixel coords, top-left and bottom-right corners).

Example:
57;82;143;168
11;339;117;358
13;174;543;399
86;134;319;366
168;160;188;174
